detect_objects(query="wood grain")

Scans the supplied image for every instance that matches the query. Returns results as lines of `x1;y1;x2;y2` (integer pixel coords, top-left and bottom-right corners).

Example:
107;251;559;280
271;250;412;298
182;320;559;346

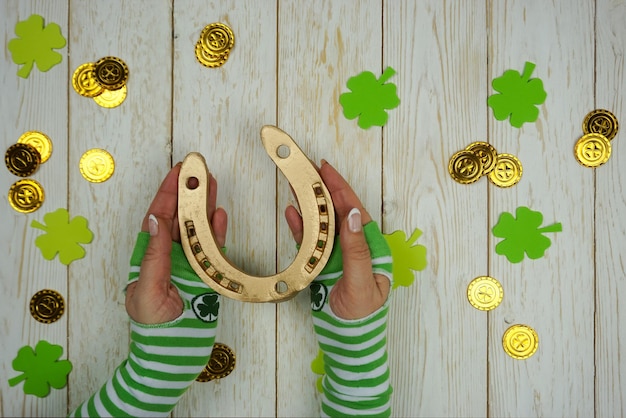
275;0;382;415
0;1;68;416
595;0;626;416
1;1;625;416
384;1;489;416
66;0;173;411
171;1;278;415
488;1;595;416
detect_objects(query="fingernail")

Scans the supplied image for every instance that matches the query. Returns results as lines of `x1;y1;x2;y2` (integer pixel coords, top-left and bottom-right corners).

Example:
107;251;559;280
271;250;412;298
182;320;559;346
148;214;159;236
348;208;362;233
321;159;329;166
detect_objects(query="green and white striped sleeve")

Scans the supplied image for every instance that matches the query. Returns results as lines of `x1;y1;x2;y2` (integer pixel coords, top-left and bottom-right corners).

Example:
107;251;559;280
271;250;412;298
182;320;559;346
310;221;394;417
69;232;220;417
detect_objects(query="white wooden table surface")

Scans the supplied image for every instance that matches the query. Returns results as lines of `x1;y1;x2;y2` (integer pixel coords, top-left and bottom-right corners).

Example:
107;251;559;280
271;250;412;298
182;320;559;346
1;0;625;416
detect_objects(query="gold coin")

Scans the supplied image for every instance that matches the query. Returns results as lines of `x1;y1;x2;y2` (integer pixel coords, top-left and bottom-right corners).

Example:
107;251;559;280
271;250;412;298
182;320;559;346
574;133;611;168
5;143;41;177
196;342;236;382
30;289;65;324
467;276;503;311
72;62;104;98
79;148;115;183
466;141;498;175
94;56;129;90
17;131;53;163
488;153;522;188
8;179;44;213
199;23;235;56
93;85;127;108
195;42;228;68
503;324;539;360
448;150;483;184
583;109;618;141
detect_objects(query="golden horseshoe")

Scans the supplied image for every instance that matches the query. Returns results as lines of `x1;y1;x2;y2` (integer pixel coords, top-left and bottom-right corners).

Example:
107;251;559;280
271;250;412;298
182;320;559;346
178;125;335;302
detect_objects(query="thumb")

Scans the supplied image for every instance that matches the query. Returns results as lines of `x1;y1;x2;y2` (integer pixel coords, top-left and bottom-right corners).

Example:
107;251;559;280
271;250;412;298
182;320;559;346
340;208;373;287
138;214;173;290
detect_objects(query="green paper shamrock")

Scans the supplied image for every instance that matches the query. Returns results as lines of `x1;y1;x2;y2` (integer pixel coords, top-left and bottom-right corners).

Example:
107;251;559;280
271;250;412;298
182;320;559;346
339;66;400;129
487;61;547;128
7;14;66;78
31;208;93;265
8;340;73;398
383;228;427;289
311;349;325;393
492;206;562;263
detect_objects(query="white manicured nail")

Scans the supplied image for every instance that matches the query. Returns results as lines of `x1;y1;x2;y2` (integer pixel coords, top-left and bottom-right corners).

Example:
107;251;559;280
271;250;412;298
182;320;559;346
149;214;159;236
348;208;362;233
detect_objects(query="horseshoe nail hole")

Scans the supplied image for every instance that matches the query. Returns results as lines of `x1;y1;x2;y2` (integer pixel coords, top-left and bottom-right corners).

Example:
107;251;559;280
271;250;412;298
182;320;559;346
276;145;291;159
186;177;199;190
275;281;288;294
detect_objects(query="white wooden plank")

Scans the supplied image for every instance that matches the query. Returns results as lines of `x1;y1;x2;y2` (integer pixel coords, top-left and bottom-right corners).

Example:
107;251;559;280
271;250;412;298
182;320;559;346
171;1;277;416
275;1;383;415
66;0;173;412
0;1;69;416
384;1;489;416
488;1;595;416
595;0;626;416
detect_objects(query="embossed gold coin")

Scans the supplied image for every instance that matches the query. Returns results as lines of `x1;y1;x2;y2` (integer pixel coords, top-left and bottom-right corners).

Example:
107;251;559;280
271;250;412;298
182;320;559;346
93;85;127;108
30;289;65;324
583;109;619;141
503;324;539;360
574;133;611;168
79;148;115;183
195;42;229;68
466;141;498;175
199;23;235;56
448;150;483;184
488;153;523;188
94;56;129;90
17;131;53;163
8;179;44;213
467;276;503;311
196;342;236;382
72;62;104;98
5;143;41;177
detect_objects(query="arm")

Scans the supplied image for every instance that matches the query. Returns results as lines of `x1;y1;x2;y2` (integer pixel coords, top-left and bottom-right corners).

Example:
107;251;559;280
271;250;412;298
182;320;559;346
311;221;393;417
286;161;394;417
70;164;228;417
70;234;220;417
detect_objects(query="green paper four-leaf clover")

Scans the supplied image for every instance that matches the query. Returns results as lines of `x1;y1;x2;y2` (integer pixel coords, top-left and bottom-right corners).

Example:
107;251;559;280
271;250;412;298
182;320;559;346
492;206;562;263
7;14;67;78
31;208;94;265
383;228;427;289
310;349;325;393
8;340;73;398
487;61;547;128
339;66;400;129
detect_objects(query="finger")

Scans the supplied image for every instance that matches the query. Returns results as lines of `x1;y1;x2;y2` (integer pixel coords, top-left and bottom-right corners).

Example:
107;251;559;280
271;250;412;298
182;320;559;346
211;207;228;248
320;160;372;225
285;205;304;245
142;164;181;232
339;208;373;288
138;214;173;290
207;173;218;221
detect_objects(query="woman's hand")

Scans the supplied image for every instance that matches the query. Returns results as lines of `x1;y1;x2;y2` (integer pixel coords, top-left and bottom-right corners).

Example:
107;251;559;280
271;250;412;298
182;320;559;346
125;163;228;324
285;160;390;320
